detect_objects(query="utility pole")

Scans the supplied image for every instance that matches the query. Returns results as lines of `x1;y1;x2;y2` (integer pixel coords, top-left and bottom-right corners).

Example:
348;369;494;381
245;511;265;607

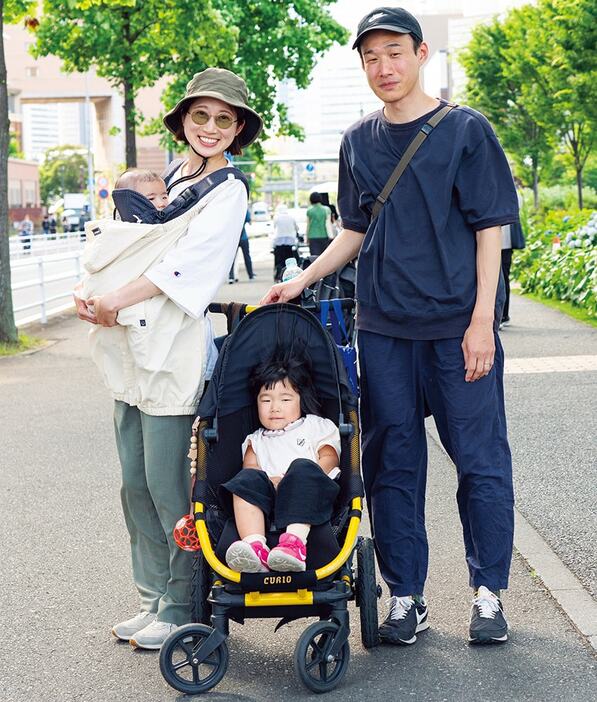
84;72;95;219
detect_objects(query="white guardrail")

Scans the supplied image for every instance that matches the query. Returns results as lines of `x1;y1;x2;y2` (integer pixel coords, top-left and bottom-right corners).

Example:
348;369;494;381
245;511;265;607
10;233;85;326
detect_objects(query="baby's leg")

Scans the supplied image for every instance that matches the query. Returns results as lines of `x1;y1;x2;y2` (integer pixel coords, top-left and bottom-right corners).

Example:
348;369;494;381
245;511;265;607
233;495;265;540
221;469;274;573
285;523;310;542
268;459;339;572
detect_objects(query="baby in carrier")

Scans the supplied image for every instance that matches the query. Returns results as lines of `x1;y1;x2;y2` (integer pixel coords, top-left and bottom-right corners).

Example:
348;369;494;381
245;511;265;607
112;168;169;223
223;353;341;573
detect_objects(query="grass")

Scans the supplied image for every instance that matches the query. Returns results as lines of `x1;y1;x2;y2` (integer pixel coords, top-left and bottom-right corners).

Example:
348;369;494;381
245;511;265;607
514;290;597;327
0;334;46;357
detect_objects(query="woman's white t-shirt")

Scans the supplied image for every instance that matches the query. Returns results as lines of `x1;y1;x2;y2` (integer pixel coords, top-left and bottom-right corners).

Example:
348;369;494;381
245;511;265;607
242;414;341;478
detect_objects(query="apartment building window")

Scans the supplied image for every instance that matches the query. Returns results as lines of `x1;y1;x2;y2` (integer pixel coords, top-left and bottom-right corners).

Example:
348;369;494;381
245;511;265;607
8;181;22;207
8;93;16;113
24;181;37;207
25;66;38;78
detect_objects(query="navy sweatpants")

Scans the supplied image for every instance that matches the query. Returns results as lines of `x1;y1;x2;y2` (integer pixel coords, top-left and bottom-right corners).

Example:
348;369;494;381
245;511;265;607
358;330;514;596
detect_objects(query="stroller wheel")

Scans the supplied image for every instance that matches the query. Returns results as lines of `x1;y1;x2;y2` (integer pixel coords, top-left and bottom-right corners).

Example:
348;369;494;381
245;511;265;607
159;623;228;695
356;536;380;648
191;551;212;624
294;620;350;694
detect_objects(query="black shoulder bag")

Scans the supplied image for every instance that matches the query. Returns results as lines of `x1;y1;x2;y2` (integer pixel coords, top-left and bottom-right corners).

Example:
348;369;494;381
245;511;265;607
371;102;456;220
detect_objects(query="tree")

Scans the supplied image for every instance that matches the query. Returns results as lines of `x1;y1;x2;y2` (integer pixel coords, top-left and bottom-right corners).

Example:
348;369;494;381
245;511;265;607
152;0;349;153
530;0;596;208
502;0;596;208
33;1;237;167
39;145;88;205
1;1;35;344
461;15;553;209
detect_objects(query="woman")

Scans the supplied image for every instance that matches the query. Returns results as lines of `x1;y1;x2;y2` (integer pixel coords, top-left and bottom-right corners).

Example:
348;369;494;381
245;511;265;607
306;192;331;256
74;68;263;650
271;204;299;281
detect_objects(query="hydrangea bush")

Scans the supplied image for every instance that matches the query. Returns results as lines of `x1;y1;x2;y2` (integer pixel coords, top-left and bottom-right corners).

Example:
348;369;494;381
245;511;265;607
512;210;596;318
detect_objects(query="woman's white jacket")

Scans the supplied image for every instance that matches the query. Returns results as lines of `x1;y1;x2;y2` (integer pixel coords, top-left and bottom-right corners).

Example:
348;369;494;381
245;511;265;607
82;176;247;415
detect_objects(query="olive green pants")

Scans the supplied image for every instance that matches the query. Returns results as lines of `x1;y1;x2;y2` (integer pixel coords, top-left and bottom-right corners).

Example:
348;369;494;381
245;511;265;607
113;401;194;625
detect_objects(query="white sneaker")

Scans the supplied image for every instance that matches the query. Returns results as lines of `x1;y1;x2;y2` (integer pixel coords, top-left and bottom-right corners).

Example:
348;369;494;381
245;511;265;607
112;612;156;641
130;620;179;650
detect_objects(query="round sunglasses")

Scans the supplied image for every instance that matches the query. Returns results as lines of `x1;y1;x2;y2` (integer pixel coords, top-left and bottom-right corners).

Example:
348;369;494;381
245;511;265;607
188;109;237;130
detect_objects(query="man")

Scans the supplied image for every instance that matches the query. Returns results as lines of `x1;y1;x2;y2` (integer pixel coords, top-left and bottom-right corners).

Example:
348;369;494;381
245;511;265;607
262;7;518;646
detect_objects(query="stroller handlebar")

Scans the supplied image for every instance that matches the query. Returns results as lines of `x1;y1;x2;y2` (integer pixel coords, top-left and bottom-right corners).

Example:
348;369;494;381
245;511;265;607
207;298;354;317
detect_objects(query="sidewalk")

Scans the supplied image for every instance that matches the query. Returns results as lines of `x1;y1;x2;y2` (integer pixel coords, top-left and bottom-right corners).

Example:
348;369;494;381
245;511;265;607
1;255;595;701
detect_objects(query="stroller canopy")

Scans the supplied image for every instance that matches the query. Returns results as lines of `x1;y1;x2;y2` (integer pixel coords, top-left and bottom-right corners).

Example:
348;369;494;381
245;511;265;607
199;304;356;419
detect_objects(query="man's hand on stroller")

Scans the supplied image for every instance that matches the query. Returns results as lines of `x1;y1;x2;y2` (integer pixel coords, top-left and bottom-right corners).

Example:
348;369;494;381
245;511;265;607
260;274;307;305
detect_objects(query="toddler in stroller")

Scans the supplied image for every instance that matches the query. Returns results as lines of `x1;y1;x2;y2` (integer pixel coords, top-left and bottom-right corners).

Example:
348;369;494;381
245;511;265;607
159;303;380;695
224;352;342;574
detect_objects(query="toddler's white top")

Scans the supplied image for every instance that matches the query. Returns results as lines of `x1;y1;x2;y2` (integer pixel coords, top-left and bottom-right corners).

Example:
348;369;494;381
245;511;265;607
242;414;341;479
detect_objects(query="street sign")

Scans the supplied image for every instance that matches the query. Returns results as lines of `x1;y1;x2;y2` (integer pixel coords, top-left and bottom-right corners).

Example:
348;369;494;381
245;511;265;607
98;176;109;187
98;188;109;199
305;163;315;172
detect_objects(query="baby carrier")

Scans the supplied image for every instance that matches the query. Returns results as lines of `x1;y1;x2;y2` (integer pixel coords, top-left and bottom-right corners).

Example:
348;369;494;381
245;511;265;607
159;303;380;695
111;163;249;224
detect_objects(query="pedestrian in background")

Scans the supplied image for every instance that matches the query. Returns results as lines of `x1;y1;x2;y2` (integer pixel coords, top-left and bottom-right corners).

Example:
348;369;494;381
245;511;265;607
271;204;299;281
262;7;518;648
500;180;525;327
42;214;50;236
306;192;331;256
19;214;34;253
229;209;255;283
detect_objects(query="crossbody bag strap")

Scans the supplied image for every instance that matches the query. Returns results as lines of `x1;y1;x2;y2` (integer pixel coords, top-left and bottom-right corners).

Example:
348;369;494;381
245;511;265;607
371;102;457;220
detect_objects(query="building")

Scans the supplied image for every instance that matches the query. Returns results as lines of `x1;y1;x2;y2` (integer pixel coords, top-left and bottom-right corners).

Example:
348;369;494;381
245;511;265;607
4;20;168;182
7;158;42;227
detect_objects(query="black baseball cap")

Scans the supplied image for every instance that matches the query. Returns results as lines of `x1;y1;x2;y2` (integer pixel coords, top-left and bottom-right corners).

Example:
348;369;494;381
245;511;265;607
352;7;423;50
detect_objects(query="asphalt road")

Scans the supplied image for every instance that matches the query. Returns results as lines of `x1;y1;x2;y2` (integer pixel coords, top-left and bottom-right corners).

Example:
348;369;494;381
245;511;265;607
1;257;595;701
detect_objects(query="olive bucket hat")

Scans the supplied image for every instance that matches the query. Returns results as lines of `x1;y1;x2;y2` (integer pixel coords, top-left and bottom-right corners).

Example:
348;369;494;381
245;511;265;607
163;67;264;148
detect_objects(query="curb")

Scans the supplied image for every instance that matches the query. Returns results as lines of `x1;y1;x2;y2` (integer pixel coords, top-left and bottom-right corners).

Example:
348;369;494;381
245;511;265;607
425;418;597;654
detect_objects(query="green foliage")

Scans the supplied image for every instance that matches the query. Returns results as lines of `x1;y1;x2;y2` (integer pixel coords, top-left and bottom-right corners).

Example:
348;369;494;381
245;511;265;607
521;186;597;213
0;333;44;356
461;0;596;208
3;0;36;23
154;0;349;156
512;209;596;317
39;145;88;205
461;14;552;192
8;132;23;158
34;1;235;94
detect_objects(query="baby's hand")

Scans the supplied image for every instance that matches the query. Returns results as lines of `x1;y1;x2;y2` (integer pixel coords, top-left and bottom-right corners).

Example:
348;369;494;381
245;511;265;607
269;476;282;489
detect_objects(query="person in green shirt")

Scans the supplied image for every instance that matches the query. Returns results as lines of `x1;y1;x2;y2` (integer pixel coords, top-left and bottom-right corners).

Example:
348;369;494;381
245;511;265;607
306;192;331;256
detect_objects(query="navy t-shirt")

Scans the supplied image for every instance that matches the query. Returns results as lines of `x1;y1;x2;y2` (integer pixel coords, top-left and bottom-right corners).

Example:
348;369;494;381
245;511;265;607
338;101;518;340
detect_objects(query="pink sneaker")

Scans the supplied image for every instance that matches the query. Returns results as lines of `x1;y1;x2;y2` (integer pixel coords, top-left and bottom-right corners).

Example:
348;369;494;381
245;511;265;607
225;539;270;573
267;533;307;572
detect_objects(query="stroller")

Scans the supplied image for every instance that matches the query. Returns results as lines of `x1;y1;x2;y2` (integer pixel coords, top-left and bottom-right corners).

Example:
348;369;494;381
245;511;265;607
159;303;380;695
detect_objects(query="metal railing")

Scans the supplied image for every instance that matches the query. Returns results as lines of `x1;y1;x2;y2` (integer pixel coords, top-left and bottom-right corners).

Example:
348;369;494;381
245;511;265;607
11;252;84;326
9;232;85;260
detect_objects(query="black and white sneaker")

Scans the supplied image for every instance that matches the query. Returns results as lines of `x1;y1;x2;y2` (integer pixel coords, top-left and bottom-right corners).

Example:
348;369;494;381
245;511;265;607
379;595;429;645
469;586;508;644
